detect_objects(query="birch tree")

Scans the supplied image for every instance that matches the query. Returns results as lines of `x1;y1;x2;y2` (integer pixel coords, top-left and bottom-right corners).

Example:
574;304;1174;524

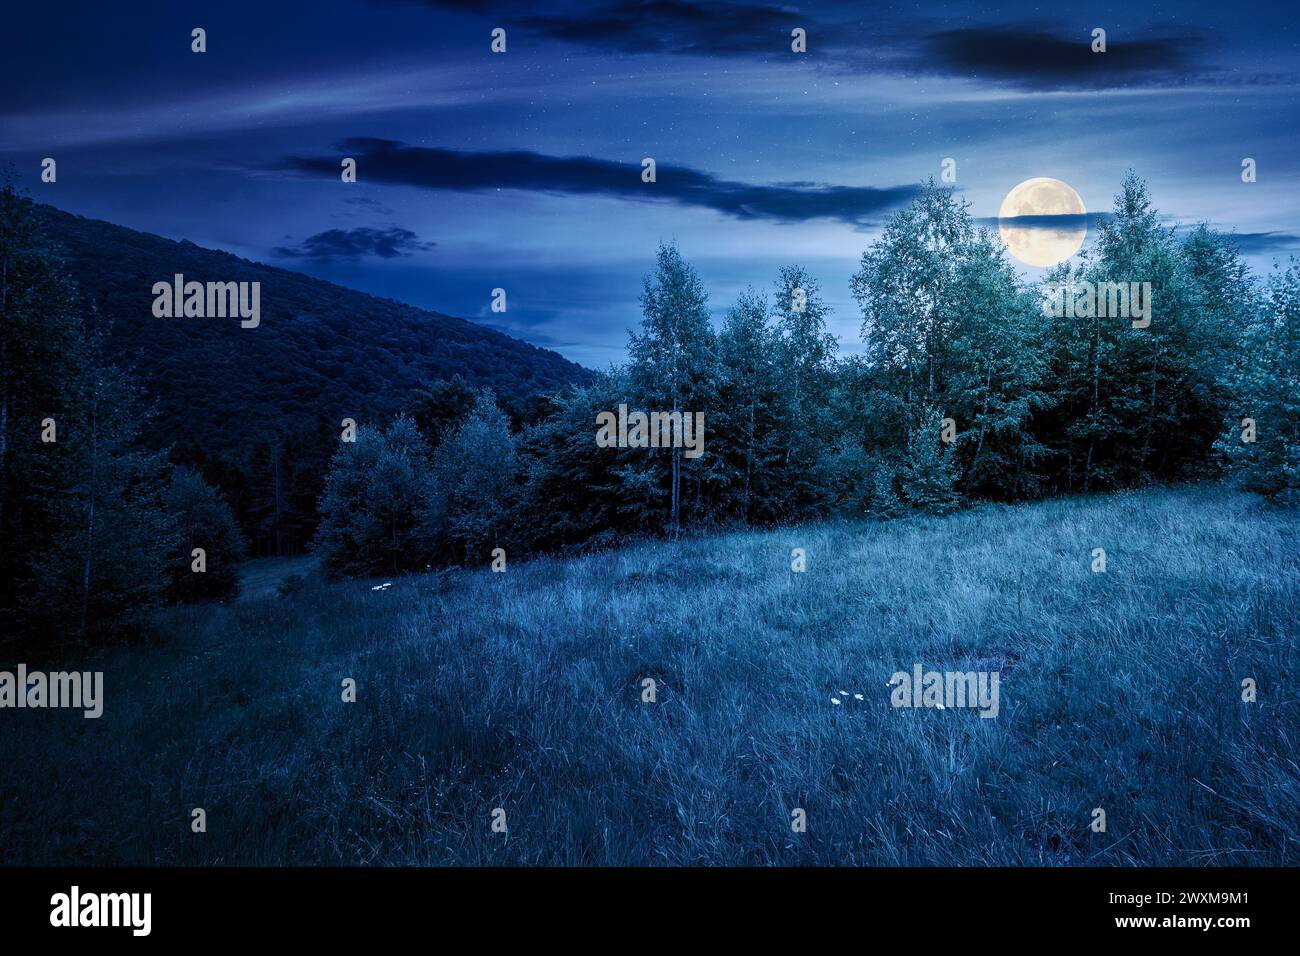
628;243;717;532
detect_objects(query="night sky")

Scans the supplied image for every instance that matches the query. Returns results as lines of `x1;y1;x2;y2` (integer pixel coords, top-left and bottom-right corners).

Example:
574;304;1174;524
3;0;1297;368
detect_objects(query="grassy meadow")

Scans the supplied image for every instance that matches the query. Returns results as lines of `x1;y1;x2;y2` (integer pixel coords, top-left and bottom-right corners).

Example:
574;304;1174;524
2;485;1297;866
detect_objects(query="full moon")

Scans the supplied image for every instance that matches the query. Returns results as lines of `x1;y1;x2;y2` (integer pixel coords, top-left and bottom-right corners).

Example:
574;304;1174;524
997;178;1087;268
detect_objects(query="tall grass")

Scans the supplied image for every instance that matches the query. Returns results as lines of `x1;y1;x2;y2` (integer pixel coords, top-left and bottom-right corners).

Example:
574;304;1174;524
2;485;1296;865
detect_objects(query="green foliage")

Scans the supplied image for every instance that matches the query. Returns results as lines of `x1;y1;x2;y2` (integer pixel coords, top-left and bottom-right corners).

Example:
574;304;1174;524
28;203;591;556
315;391;521;573
947;231;1054;498
849;180;1054;504
405;373;477;448
312;178;1296;575
30;205;590;458
1;183;87;637
237;427;329;559
313;416;430;577
898;409;961;512
1217;262;1300;502
515;375;633;553
421;390;519;564
843;173;1278;509
166;468;247;602
628;242;719;531
851;179;972;422
1040;172;1238;492
770;265;839;515
713;288;783;523
1;184;177;643
34;363;178;638
11;173;1300;598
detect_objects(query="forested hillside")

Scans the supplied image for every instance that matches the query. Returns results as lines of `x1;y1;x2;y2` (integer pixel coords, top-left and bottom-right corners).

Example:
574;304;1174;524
34;205;590;444
29;203;592;555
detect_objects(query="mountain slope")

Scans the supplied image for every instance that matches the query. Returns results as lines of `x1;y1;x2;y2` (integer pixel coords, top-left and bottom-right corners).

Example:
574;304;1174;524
32;203;593;456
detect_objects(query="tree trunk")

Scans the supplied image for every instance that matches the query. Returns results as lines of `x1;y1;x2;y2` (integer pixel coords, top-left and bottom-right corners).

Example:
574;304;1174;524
1138;347;1160;478
272;441;284;557
969;363;993;479
1084;313;1101;493
0;251;9;532
670;445;680;532
905;372;914;449
743;395;754;523
81;391;98;635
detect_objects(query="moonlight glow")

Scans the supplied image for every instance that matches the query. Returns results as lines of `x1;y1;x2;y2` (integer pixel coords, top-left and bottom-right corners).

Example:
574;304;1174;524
998;178;1087;267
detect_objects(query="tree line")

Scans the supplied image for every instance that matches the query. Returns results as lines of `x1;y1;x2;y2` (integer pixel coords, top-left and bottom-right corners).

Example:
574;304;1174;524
314;173;1299;577
3;173;1296;643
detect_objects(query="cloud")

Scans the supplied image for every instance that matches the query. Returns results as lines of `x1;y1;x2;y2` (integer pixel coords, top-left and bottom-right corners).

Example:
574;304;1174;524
280;138;920;227
391;1;1227;90
920;27;1204;90
513;0;791;56
273;226;435;261
975;213;1113;230
389;0;789;54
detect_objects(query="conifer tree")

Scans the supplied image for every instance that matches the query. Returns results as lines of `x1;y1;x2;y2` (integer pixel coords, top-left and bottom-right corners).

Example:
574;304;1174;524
314;415;430;576
771;265;838;514
1216;262;1300;501
1;182;175;641
166;468;247;602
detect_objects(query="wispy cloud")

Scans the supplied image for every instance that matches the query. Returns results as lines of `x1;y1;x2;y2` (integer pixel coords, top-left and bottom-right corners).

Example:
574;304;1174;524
280;138;921;227
1212;231;1300;256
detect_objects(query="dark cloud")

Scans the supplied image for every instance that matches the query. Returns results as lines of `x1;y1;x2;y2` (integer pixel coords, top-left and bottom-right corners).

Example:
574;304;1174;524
391;1;1220;90
921;27;1204;89
281;138;920;227
514;0;791;55
389;0;789;54
975;213;1113;230
274;226;435;261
